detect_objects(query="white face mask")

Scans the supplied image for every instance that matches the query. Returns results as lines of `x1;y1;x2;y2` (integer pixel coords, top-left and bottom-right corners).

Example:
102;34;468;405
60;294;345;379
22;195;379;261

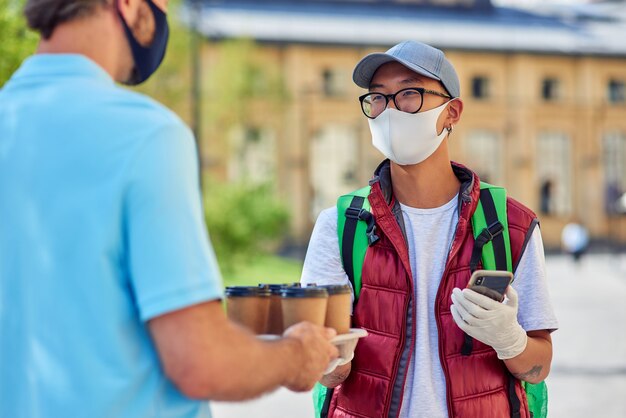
368;101;452;166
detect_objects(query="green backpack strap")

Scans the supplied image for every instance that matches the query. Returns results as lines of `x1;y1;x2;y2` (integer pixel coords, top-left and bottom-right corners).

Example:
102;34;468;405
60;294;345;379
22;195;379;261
336;185;374;301
470;182;512;272
463;183;511;357
471;182;547;418
313;186;374;418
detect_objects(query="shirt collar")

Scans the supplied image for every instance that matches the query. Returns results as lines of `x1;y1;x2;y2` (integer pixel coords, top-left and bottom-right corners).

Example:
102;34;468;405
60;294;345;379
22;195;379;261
370;159;476;206
11;54;114;85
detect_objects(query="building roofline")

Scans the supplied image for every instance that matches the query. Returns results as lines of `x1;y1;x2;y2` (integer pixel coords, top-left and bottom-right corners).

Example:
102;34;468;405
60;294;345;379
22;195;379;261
182;0;626;57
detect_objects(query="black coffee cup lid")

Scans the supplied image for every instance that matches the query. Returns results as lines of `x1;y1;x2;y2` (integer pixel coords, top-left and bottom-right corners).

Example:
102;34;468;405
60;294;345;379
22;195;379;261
280;286;328;298
259;283;288;294
319;284;352;295
225;286;270;297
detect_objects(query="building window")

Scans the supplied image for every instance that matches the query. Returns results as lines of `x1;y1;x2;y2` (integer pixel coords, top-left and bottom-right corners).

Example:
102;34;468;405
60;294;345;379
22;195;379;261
309;124;359;219
536;132;572;216
539;179;553;215
471;76;491;100
228;126;276;183
603;132;626;214
245;127;261;144
322;69;346;97
464;130;503;184
541;78;560;101
608;79;625;104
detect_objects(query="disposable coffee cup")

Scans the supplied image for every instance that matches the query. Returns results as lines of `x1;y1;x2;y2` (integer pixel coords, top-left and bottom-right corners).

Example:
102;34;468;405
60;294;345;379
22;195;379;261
280;286;328;330
320;285;352;334
225;286;270;334
260;284;286;335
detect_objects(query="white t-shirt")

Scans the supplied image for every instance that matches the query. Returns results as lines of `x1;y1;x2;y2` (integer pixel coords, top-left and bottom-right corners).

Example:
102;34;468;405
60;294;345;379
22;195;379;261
301;194;559;418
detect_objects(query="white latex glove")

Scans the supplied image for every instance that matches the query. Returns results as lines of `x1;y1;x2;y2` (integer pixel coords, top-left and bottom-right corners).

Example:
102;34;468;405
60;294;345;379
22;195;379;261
450;286;528;360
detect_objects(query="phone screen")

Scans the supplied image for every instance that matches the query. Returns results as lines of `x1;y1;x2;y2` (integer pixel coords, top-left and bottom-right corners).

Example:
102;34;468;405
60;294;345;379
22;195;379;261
468;271;513;302
471;275;510;296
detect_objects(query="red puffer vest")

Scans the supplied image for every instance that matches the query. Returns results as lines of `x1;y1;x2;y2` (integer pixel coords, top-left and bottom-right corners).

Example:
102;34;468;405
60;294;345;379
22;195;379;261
327;162;537;418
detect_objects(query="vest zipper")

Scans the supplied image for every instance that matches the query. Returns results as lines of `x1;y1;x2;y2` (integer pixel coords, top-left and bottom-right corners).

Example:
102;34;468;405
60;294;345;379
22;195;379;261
392;195;417;418
390;262;416;418
371;183;415;418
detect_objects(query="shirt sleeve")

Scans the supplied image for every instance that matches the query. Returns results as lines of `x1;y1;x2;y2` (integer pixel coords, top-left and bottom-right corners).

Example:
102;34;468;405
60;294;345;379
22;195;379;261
513;227;559;332
125;121;223;321
301;207;351;289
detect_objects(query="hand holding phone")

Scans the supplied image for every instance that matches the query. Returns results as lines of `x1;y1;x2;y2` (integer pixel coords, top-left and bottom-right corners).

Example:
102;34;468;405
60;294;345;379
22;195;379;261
451;283;527;360
466;270;514;302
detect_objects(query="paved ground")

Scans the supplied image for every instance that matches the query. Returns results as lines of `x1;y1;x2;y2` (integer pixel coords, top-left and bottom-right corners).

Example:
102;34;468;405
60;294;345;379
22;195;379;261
211;253;626;418
544;253;626;418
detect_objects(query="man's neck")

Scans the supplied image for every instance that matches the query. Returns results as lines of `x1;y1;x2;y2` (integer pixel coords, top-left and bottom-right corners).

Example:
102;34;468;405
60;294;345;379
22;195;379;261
390;148;460;209
36;10;126;82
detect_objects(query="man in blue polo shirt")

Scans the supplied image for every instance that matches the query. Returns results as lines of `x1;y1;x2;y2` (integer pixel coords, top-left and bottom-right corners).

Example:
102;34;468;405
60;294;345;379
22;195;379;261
0;1;337;417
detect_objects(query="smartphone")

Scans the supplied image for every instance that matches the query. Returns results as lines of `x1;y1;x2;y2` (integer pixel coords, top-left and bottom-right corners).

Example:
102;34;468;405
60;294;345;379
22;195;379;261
467;270;514;302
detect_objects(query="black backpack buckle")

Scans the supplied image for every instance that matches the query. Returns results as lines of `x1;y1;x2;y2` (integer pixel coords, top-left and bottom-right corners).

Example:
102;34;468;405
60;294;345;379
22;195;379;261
344;207;380;246
485;221;503;240
345;207;362;220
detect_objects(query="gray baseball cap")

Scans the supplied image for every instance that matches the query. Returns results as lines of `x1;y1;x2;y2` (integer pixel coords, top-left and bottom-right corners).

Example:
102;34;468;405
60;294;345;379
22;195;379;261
353;40;460;98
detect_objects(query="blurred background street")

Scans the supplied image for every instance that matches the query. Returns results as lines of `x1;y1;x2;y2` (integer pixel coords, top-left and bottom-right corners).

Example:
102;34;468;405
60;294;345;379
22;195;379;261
546;252;626;418
2;0;625;416
211;252;626;418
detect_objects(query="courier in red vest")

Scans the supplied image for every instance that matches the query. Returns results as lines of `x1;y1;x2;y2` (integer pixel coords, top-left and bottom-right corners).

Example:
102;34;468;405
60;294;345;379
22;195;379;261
301;40;558;418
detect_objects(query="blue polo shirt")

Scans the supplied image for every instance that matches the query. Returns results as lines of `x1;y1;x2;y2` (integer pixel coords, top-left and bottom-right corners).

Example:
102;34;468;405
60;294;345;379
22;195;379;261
0;55;223;418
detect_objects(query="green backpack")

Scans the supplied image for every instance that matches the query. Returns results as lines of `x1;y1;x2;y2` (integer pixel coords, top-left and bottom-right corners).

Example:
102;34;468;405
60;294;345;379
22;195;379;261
313;182;547;418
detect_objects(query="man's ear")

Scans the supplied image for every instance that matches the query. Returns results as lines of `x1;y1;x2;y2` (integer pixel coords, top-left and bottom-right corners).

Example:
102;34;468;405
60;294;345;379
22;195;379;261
117;0;140;25
446;98;463;128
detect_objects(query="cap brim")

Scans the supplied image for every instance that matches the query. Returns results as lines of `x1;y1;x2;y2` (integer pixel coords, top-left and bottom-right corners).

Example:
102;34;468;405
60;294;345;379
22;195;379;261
352;53;442;89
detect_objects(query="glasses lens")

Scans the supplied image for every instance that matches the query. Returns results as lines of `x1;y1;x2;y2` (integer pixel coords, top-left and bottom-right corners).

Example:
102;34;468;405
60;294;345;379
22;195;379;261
362;93;386;118
395;89;423;114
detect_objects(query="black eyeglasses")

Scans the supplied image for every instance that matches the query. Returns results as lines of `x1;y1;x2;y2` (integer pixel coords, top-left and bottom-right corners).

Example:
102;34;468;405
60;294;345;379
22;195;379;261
358;87;452;119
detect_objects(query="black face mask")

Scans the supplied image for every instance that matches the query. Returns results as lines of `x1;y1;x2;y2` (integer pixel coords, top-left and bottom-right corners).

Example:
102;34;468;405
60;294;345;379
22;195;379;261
118;0;169;85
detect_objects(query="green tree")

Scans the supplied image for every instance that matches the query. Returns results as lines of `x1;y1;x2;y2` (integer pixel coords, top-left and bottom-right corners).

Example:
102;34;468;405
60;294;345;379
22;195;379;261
204;179;290;274
206;38;288;129
0;0;38;87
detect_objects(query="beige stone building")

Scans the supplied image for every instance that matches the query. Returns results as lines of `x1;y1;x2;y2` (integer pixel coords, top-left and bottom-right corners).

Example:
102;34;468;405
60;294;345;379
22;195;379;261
188;0;626;249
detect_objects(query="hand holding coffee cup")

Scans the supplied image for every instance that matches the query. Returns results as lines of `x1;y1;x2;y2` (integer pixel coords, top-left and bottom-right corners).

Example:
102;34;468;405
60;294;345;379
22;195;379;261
282;322;339;392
